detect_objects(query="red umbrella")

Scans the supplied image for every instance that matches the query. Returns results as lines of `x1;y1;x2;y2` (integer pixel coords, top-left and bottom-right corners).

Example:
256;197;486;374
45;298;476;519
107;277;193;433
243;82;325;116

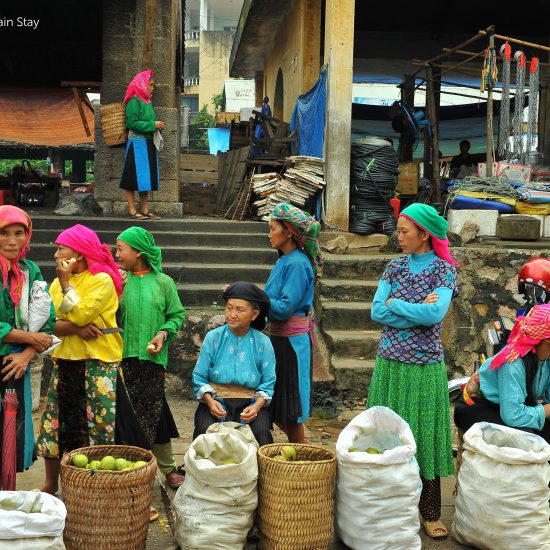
2;387;18;490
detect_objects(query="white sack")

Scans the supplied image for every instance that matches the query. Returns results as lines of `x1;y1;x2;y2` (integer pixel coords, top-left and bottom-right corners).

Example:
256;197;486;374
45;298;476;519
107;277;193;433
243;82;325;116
174;426;258;550
335;406;422;550
452;422;550;549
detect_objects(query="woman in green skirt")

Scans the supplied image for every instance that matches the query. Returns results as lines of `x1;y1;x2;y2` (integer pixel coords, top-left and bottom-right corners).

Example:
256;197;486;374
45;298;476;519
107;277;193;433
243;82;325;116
367;203;458;539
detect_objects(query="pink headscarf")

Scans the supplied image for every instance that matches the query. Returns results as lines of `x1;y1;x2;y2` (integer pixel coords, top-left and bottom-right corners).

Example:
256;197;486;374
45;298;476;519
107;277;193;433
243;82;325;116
55;225;123;298
490;304;550;370
0;205;32;309
123;70;153;105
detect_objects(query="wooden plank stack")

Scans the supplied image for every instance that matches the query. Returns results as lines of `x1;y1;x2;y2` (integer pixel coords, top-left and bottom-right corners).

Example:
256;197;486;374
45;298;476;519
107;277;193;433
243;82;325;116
179;153;218;216
251;156;325;220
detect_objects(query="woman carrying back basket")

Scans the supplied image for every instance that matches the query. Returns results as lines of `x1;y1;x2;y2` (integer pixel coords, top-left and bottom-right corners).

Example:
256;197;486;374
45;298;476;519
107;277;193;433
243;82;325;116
119;70;164;220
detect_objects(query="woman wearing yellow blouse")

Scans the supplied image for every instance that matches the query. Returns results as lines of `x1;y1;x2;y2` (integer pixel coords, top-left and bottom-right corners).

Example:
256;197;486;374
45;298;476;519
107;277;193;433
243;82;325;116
36;225;124;494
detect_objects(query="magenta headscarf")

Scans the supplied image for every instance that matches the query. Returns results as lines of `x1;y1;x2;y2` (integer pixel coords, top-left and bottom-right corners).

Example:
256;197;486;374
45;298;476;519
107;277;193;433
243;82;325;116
123;70;153;105
55;225;123;298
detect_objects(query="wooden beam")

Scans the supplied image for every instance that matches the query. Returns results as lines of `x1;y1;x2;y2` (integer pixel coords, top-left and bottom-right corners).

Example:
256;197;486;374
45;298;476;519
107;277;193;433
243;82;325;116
72;88;91;137
425;26;494;65
486;32;495;176
142;0;157;69
443;48;550;68
426;65;441;202
61;81;102;89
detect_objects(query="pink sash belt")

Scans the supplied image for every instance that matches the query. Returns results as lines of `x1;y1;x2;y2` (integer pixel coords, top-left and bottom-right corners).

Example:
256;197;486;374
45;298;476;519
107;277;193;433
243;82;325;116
269;315;315;345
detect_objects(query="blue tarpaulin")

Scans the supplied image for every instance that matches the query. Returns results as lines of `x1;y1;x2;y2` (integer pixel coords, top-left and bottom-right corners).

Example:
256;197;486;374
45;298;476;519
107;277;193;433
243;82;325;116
207;128;230;155
290;68;326;158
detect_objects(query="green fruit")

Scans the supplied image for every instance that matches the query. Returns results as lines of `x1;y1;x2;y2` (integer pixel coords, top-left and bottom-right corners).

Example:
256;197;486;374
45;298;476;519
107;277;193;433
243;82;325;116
115;458;129;471
121;467;132;471
365;447;381;454
348;447;362;453
132;460;148;469
273;455;288;461
72;454;89;468
99;456;116;470
222;458;237;465
89;460;101;470
281;446;296;461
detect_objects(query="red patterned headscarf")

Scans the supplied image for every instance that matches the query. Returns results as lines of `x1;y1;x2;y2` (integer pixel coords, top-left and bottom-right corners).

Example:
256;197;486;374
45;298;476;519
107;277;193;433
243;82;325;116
123;70;153;105
0;205;32;309
490;304;550;370
55;225;123;298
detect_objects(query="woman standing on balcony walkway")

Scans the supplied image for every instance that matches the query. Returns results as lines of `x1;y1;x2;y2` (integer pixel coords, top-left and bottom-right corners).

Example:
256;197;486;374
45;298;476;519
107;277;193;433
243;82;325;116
367;203;459;540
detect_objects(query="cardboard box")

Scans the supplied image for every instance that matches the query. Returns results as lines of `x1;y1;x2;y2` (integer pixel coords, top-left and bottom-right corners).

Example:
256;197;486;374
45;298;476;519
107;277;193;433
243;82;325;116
477;162;531;183
397;163;419;195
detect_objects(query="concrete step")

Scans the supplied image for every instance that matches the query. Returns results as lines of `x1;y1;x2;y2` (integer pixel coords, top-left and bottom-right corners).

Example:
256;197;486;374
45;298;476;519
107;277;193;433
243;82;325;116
31;229;270;249
322;254;396;280
36;261;273;287
320;301;379;331
30;215;268;234
319;279;378;301
27;242;277;265
331;357;376;400
324;330;380;358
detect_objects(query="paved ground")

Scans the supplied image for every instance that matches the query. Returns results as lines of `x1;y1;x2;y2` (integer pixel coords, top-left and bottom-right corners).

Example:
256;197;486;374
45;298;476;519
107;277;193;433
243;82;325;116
18;374;469;549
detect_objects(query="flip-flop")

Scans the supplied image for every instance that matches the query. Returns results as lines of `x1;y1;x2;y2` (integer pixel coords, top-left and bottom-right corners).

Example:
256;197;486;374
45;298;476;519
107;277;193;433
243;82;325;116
128;211;145;219
422;519;448;539
150;507;160;522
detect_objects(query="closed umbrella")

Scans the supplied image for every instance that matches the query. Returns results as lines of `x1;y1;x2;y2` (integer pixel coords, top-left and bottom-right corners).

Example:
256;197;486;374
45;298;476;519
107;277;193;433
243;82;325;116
1;386;18;490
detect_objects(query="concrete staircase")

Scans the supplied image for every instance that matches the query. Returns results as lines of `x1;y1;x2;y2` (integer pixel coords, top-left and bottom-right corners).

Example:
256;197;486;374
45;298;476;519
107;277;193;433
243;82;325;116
29;215;276;309
318;254;397;399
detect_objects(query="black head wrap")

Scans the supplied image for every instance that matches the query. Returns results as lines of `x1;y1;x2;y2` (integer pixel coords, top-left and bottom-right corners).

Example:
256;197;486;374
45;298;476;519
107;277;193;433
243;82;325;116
222;281;271;331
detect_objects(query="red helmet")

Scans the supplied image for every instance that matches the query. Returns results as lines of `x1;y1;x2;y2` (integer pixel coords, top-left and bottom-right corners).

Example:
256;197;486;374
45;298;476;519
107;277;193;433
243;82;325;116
518;257;550;295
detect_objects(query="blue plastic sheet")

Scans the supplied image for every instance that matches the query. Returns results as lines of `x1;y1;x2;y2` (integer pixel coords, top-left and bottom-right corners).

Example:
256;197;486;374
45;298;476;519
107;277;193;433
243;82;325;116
290;69;326;158
207;128;230;155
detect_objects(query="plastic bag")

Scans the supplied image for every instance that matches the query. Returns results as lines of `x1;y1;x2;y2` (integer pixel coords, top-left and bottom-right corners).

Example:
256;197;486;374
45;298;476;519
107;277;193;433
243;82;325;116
0;490;66;549
335;406;422;550
28;281;61;356
174;424;258;550
452;422;550;549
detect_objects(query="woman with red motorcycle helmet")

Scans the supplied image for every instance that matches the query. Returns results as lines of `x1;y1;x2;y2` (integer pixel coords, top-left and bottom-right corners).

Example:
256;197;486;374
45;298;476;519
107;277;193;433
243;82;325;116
518;257;550;313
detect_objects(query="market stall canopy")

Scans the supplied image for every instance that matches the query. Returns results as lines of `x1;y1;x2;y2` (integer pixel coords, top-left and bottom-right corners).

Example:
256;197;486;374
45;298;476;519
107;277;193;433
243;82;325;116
0;88;94;146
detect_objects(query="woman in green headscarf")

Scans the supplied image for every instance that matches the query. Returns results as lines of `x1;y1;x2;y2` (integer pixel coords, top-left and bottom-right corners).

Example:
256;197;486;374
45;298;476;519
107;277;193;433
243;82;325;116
115;227;187;500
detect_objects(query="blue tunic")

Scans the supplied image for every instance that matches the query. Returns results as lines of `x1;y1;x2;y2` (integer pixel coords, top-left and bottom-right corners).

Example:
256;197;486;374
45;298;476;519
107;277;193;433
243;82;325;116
264;249;314;423
192;324;276;403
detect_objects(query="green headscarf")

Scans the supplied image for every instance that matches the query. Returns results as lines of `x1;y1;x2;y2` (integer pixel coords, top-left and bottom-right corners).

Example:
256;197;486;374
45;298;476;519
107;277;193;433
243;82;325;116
117;226;162;273
400;203;447;239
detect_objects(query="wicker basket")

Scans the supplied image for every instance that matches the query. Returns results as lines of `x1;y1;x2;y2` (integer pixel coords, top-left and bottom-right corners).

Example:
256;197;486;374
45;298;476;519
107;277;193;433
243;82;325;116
257;443;337;550
60;444;157;550
99;102;128;146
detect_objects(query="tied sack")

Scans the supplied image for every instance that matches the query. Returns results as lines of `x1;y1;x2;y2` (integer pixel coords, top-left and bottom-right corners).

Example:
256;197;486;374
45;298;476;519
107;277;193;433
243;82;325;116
174;422;258;550
0;491;67;550
335;406;422;550
453;422;550;549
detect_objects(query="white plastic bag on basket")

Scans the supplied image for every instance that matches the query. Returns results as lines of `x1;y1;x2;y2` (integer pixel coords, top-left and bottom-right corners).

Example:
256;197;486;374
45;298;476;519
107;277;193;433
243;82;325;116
0;490;66;550
452;422;550;549
335;406;422;550
174;423;258;550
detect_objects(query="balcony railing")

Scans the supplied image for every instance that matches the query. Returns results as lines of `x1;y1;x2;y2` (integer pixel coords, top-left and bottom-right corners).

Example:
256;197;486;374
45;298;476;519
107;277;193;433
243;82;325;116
183;76;199;87
184;30;200;41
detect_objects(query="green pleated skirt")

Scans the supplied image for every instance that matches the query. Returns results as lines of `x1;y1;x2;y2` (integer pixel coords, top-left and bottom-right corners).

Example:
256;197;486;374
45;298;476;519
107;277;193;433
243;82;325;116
366;356;454;480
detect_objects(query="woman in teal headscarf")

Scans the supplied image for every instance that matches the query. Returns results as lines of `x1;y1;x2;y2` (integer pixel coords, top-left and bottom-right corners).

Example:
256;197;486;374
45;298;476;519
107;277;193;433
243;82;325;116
367;203;458;539
115;227;187;498
264;203;321;444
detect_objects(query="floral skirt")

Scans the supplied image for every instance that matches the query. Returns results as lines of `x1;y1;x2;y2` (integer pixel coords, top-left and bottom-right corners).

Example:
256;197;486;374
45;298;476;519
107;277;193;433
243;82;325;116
36;359;117;459
366;356;455;480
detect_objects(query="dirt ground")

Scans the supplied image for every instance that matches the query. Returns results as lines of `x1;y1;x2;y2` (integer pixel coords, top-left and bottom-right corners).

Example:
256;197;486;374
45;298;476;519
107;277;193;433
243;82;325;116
17;374;468;549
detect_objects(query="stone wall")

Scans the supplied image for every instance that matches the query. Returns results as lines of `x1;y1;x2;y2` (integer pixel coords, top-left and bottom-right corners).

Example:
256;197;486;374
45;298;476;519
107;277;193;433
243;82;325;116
95;0;182;217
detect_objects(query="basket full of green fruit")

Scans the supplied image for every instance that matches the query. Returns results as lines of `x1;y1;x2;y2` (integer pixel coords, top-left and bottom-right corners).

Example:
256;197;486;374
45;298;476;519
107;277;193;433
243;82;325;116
60;444;157;550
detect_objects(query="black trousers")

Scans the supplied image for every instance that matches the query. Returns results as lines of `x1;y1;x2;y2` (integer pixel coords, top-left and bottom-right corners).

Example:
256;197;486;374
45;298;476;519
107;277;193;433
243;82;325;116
193;398;273;447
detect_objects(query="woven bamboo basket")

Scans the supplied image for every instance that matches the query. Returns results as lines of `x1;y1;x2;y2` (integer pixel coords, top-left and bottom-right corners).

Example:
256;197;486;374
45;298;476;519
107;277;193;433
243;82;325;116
257;443;337;550
99;102;128;146
60;444;157;550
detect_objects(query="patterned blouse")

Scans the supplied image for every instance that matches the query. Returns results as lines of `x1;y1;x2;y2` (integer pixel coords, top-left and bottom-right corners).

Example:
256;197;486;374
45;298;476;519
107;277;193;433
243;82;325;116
377;255;458;365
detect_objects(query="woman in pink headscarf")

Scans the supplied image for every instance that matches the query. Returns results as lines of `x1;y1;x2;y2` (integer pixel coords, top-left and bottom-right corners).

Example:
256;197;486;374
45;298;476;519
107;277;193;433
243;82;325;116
455;303;550;444
36;225;127;494
119;69;164;220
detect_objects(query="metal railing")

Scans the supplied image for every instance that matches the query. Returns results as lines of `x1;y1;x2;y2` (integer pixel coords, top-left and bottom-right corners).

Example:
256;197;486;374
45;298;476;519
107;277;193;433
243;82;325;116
184;30;200;41
183;76;199;87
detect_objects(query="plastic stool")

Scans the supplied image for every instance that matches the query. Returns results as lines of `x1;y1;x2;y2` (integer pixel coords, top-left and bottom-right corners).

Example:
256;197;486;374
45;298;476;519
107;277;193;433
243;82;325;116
0;190;13;206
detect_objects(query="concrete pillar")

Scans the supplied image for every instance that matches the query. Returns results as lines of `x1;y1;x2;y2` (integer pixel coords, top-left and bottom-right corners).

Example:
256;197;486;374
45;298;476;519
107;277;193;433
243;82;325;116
52;152;64;178
323;0;354;230
70;157;87;183
200;0;208;31
302;0;322;92
95;0;182;217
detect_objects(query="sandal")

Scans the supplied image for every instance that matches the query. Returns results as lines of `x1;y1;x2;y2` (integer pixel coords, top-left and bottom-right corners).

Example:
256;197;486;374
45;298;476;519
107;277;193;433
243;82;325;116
141;211;161;220
128;211;145;219
149;507;159;522
422;519;448;539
